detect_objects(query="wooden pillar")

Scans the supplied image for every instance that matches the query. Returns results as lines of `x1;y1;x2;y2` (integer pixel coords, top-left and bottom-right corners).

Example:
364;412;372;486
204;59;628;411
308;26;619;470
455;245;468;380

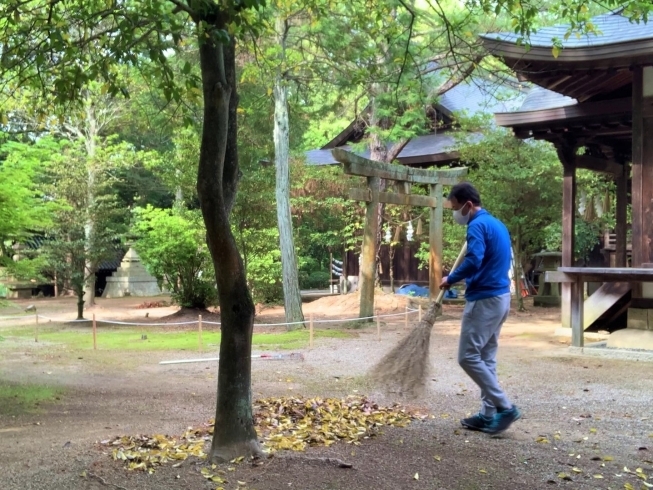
570;277;584;348
359;176;380;319
429;183;443;299
559;151;577;328
615;163;629;268
632;66;653;271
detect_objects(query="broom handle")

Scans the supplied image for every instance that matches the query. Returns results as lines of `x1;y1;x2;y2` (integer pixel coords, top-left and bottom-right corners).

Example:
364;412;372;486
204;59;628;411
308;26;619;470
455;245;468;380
434;241;468;306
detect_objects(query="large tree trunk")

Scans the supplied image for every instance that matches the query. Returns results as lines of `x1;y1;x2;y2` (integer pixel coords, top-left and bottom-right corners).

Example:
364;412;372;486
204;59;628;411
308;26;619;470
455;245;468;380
197;34;261;462
84;109;98;308
84;171;96;307
274;15;305;330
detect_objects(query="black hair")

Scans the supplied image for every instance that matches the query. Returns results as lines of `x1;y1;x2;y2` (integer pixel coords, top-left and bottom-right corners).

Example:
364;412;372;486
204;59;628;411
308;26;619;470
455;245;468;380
448;182;481;206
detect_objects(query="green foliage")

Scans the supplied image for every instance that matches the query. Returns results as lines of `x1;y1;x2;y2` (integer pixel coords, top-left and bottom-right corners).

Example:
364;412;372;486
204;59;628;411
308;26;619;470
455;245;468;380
37;137;130;298
0;138;56;257
237;227;283;304
300;270;331;289
542;220;604;262
131;206;217;309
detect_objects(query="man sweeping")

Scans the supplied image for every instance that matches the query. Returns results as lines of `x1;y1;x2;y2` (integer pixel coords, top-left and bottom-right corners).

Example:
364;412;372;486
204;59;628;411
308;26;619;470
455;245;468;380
439;182;521;435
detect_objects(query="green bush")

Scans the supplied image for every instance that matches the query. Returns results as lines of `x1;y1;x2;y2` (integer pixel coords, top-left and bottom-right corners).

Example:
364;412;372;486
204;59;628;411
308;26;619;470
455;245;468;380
302;271;330;289
131;205;217;309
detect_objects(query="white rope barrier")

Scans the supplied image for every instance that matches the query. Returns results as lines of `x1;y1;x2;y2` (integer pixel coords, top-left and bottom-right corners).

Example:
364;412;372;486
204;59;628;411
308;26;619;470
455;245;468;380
21;308;420;329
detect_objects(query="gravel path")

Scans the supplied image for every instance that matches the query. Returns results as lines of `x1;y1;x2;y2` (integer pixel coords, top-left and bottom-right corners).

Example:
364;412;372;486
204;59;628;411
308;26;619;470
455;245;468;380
1;297;653;489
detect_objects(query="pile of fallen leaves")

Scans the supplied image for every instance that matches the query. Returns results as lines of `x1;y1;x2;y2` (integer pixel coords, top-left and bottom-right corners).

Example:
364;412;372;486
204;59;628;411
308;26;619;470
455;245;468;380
102;395;423;473
136;300;169;309
102;429;209;473
254;395;421;452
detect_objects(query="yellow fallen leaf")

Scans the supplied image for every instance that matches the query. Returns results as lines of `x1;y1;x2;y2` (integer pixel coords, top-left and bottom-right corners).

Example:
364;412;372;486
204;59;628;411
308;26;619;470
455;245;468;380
479;469;487;474
590;428;597;433
414;472;419;480
593;474;604;479
572;467;582;473
558;472;572;481
433;455;441;462
624;483;634;490
237;481;247;486
603;456;614;461
535;436;550;443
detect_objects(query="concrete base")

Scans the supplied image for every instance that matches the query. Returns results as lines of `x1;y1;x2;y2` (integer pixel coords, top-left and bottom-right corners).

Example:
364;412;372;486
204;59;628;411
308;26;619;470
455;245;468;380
627;308;653;330
534;296;561;307
103;278;162;298
607;328;653;349
3;283;34;299
554;327;609;341
568;343;653;362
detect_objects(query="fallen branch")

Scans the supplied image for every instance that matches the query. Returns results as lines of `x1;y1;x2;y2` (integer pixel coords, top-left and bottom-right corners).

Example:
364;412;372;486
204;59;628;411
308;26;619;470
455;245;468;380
274;454;353;469
87;472;130;490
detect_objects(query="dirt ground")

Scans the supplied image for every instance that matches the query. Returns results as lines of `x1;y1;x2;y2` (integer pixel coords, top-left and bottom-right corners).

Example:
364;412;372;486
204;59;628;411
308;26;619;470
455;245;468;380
2;293;653;490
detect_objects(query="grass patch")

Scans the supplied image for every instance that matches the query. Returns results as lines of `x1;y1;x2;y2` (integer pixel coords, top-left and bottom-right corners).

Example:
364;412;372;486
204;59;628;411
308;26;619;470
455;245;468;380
1;325;351;352
0;382;62;415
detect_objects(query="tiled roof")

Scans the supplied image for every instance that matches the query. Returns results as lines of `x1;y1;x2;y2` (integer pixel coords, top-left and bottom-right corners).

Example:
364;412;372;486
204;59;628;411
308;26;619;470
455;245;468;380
305;133;459;166
481;11;653;48
515;87;577;112
305;75;527;165
438;77;526;115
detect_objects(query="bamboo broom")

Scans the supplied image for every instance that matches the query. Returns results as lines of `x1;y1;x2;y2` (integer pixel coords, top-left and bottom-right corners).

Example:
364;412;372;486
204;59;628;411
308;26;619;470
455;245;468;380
370;241;468;397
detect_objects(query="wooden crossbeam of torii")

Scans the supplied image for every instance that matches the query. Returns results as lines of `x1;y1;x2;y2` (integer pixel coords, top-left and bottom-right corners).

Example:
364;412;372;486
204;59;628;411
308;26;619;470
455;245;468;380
331;148;468;319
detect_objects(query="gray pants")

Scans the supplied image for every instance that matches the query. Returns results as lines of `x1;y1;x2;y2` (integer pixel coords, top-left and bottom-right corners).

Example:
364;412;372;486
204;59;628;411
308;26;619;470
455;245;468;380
458;293;512;417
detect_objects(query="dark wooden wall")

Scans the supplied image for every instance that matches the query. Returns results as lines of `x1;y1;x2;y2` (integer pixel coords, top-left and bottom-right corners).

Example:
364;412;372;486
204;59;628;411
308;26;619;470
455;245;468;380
344;243;430;286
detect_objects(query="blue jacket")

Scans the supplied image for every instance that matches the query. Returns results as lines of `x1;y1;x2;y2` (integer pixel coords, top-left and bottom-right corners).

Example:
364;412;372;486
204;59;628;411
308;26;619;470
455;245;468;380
447;209;512;302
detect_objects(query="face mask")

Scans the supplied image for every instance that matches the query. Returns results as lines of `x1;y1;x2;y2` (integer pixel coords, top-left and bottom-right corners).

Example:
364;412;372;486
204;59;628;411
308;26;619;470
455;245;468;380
453;203;470;225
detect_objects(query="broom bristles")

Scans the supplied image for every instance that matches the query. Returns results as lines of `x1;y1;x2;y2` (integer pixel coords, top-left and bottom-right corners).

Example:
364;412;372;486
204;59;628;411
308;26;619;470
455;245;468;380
369;301;442;398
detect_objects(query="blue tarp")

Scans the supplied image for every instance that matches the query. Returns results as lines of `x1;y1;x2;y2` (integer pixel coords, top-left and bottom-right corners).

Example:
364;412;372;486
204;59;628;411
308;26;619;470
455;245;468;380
396;284;429;297
396;284;459;299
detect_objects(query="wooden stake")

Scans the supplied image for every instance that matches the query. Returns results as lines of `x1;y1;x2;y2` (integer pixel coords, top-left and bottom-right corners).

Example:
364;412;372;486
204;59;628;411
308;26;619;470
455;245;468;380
376;309;380;341
405;306;409;329
35;313;38;342
309;313;314;349
419;305;422;322
198;314;203;354
92;313;97;350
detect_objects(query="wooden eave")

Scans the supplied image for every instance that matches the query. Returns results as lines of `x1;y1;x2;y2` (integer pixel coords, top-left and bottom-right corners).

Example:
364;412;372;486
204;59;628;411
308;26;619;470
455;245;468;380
496;97;633;162
480;37;653;66
495;97;631;128
481;37;653;100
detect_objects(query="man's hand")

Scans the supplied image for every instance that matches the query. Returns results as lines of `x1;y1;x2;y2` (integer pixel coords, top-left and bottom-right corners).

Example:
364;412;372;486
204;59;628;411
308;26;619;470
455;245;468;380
439;276;451;290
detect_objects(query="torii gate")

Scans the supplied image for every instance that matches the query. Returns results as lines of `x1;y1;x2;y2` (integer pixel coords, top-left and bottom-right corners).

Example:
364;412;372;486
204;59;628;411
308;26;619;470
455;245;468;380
331;148;468;319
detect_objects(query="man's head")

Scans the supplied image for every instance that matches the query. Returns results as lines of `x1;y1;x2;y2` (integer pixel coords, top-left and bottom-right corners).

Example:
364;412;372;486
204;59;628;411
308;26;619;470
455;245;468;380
448;182;481;225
